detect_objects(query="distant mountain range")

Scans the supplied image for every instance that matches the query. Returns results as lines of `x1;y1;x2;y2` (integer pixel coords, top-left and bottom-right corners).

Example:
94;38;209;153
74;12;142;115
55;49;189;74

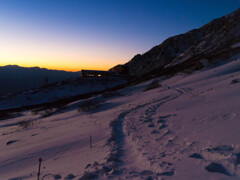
0;65;80;95
114;8;240;78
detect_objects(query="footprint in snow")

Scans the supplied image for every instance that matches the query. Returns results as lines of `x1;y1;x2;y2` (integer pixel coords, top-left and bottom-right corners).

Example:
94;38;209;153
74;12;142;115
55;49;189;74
140;170;153;176
189;153;204;159
211;145;234;152
6;140;19;145
203;145;234;158
157;119;165;123
159;115;171;119
144;118;153;123
205;162;231;176
148;124;155;127
64;174;76;179
85;163;91;169
159;124;167;129
53;174;62;179
157;171;175;176
151;130;159;134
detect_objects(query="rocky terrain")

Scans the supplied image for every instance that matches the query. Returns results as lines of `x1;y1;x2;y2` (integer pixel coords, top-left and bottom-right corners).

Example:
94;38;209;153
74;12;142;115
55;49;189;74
124;8;240;77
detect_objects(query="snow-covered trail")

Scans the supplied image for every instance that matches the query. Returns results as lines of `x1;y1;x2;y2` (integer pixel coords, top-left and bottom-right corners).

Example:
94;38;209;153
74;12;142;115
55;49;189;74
120;92;182;178
94;88;183;179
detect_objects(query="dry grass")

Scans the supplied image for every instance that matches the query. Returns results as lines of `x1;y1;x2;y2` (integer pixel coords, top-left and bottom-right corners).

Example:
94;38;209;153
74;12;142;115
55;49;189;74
18;120;34;129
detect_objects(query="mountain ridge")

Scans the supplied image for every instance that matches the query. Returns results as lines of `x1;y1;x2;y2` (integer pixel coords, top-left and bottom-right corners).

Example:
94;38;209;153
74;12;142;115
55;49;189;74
0;65;79;72
0;65;81;95
120;8;240;77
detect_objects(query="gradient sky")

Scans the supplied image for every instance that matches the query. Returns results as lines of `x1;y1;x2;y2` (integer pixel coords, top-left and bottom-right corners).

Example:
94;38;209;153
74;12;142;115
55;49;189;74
0;0;239;71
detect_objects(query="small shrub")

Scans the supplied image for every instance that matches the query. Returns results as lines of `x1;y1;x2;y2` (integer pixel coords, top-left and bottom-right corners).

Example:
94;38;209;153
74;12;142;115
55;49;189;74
194;61;204;70
144;79;161;91
78;99;101;112
182;68;194;75
55;103;67;112
18;120;34;129
231;79;239;84
41;109;53;118
32;103;66;118
31;109;39;115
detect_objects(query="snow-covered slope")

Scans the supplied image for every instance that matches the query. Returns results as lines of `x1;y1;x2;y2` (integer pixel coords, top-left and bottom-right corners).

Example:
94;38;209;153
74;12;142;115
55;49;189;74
0;77;127;111
1;58;240;180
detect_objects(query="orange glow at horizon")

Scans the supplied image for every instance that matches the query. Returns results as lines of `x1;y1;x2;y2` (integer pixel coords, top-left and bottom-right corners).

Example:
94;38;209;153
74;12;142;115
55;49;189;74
0;32;129;72
0;60;119;72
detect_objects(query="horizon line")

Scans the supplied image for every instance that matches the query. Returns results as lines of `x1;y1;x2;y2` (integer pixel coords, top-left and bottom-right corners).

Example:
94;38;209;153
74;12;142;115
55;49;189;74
0;64;111;72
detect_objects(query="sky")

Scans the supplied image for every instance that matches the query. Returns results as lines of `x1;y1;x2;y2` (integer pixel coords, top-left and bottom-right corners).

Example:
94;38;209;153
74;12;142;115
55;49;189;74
0;0;239;72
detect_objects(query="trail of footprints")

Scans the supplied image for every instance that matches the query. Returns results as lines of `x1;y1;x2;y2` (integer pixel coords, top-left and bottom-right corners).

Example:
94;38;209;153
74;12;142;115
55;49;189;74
133;100;177;177
189;145;240;176
139;101;240;178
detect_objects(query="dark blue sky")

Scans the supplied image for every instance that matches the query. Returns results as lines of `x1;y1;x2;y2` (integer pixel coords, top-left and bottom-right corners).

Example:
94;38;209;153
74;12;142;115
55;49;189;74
0;0;239;71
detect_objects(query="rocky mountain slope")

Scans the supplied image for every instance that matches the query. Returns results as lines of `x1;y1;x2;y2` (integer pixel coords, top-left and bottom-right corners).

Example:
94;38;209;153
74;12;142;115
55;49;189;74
125;8;240;77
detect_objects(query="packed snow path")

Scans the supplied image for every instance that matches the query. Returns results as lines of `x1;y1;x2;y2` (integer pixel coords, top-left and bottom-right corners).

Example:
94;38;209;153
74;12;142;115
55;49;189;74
77;90;182;180
113;94;181;179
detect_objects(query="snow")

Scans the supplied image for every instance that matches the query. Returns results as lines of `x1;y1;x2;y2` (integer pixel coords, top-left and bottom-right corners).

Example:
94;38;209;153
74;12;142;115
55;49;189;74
232;42;240;48
0;77;127;110
1;59;240;179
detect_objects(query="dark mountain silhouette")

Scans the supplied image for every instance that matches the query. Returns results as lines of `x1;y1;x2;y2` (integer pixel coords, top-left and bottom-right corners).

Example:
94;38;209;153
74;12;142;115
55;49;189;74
0;65;80;95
